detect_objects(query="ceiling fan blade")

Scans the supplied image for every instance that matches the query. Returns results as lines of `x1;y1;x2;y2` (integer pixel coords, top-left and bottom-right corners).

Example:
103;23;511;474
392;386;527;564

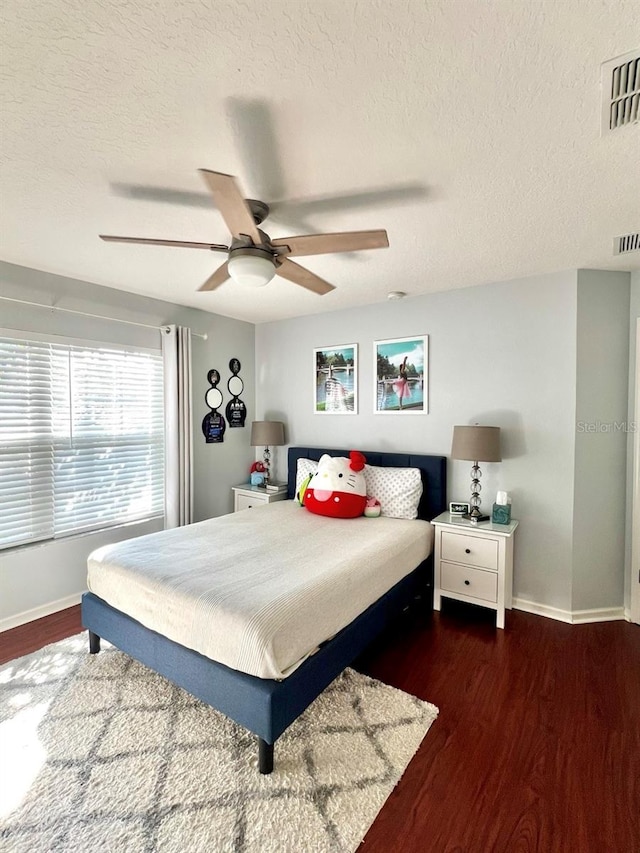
100;235;228;252
225;98;287;202
276;258;335;295
198;262;230;292
272;229;389;257
198;170;261;243
110;183;214;210
270;183;429;219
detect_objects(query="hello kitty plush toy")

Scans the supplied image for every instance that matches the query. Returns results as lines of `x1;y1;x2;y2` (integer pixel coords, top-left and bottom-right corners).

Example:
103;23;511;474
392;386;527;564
304;451;367;518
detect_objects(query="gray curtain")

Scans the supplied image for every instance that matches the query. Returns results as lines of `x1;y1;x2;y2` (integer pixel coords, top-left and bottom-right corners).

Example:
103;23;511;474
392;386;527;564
161;325;193;527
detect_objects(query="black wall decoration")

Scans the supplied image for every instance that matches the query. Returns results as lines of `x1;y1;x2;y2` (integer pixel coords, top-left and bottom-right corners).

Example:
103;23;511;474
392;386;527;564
202;368;226;443
225;358;247;428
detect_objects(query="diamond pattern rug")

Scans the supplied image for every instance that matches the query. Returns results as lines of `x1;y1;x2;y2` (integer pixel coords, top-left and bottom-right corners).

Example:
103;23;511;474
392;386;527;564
0;634;438;852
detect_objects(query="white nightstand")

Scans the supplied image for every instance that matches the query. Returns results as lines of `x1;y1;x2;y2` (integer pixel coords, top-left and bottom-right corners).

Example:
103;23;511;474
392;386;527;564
431;512;519;629
232;484;288;512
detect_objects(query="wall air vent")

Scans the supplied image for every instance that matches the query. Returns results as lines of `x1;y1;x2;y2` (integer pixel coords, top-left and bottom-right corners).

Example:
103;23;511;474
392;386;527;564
613;233;640;255
601;50;640;133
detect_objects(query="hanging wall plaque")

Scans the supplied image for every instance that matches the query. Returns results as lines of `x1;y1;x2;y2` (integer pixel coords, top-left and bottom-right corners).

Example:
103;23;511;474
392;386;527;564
225;357;247;428
202;368;226;443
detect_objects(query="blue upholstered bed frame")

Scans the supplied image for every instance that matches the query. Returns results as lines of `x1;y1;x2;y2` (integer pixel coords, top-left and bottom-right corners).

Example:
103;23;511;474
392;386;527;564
81;447;447;773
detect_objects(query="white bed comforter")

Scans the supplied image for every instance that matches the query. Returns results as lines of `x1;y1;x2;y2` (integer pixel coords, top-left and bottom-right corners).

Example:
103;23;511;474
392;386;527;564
87;501;433;679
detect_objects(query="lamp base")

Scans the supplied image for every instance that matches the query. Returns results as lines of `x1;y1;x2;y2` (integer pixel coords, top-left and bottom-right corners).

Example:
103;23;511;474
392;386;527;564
262;446;271;485
462;513;490;523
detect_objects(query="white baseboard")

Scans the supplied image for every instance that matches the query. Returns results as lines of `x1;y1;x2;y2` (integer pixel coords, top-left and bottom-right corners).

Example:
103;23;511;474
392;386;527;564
571;606;626;624
513;598;573;623
1;593;629;634
513;597;625;624
0;593;83;633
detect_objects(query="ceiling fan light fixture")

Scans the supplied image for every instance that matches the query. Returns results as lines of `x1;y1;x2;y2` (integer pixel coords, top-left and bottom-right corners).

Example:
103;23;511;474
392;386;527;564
228;250;276;287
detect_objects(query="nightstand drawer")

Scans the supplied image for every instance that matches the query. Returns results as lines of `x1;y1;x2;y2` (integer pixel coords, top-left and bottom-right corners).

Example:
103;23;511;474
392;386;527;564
232;485;288;512
440;561;498;603
236;493;265;511
441;531;498;570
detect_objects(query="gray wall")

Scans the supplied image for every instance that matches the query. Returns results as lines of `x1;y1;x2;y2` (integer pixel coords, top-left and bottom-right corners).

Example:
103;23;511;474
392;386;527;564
256;270;580;613
626;270;640;612
572;270;630;611
0;261;255;624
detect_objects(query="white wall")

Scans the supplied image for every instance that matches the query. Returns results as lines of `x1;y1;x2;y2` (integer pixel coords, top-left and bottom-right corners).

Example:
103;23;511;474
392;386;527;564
572;270;630;611
256;270;580;613
0;261;255;627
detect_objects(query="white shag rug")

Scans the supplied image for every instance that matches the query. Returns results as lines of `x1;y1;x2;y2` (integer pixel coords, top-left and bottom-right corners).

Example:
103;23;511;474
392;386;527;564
0;634;438;853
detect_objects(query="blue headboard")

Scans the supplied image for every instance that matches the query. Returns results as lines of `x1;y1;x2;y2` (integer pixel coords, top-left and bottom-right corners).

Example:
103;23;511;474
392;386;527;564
287;446;447;522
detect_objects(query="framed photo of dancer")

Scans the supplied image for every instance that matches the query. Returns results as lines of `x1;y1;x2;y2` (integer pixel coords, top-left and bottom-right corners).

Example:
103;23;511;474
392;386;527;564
374;336;428;414
314;344;358;414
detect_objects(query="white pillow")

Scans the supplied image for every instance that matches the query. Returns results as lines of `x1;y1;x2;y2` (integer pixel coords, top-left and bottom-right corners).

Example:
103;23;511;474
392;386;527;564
364;465;423;519
295;458;319;497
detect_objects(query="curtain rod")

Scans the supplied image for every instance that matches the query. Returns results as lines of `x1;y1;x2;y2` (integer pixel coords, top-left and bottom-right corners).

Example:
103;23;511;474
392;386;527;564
0;295;208;339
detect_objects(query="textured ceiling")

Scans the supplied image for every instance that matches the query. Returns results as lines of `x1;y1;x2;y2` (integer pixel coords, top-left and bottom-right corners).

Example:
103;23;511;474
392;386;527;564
1;0;638;324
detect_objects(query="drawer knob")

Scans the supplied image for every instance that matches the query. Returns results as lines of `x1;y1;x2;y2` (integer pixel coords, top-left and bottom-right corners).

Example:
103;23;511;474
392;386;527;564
464;579;470;586
465;548;471;554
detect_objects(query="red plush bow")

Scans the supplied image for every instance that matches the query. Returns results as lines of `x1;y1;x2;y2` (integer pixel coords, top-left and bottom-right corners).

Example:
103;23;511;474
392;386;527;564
349;450;366;472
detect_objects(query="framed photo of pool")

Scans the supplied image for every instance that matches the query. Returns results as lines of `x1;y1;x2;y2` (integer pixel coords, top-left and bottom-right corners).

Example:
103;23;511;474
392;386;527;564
314;344;358;414
374;335;428;414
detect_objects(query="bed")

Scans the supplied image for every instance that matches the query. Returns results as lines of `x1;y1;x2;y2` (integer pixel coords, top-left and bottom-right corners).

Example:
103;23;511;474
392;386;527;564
81;446;447;773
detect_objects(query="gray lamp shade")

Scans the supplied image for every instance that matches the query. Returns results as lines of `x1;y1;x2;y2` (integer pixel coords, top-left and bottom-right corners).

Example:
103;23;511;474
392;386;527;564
250;421;285;447
451;425;501;462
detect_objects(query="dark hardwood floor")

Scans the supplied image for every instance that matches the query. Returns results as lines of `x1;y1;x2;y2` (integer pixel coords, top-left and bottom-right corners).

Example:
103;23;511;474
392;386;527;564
357;601;640;853
0;605;83;665
2;601;638;852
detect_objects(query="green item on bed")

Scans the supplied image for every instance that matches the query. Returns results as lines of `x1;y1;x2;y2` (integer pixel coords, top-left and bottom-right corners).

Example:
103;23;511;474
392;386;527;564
297;474;313;505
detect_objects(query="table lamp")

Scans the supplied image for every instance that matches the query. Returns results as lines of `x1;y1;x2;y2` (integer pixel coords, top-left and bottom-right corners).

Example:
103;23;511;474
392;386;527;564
250;421;285;484
451;425;501;521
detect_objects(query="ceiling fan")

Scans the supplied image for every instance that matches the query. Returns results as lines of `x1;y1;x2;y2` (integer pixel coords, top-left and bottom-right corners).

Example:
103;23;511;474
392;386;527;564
100;170;389;294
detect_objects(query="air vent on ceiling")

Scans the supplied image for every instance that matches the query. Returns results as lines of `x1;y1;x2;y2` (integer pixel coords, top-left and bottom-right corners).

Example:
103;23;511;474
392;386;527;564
613;233;640;255
601;49;640;133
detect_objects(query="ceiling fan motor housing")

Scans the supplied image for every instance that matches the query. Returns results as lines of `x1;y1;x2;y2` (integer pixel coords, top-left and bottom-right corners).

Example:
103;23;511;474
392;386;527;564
246;199;270;225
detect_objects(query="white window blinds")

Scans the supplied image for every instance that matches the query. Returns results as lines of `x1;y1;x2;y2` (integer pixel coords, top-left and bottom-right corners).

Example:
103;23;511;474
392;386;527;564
0;335;164;549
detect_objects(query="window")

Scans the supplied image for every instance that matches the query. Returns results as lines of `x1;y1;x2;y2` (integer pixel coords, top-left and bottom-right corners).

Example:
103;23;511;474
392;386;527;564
0;333;164;550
